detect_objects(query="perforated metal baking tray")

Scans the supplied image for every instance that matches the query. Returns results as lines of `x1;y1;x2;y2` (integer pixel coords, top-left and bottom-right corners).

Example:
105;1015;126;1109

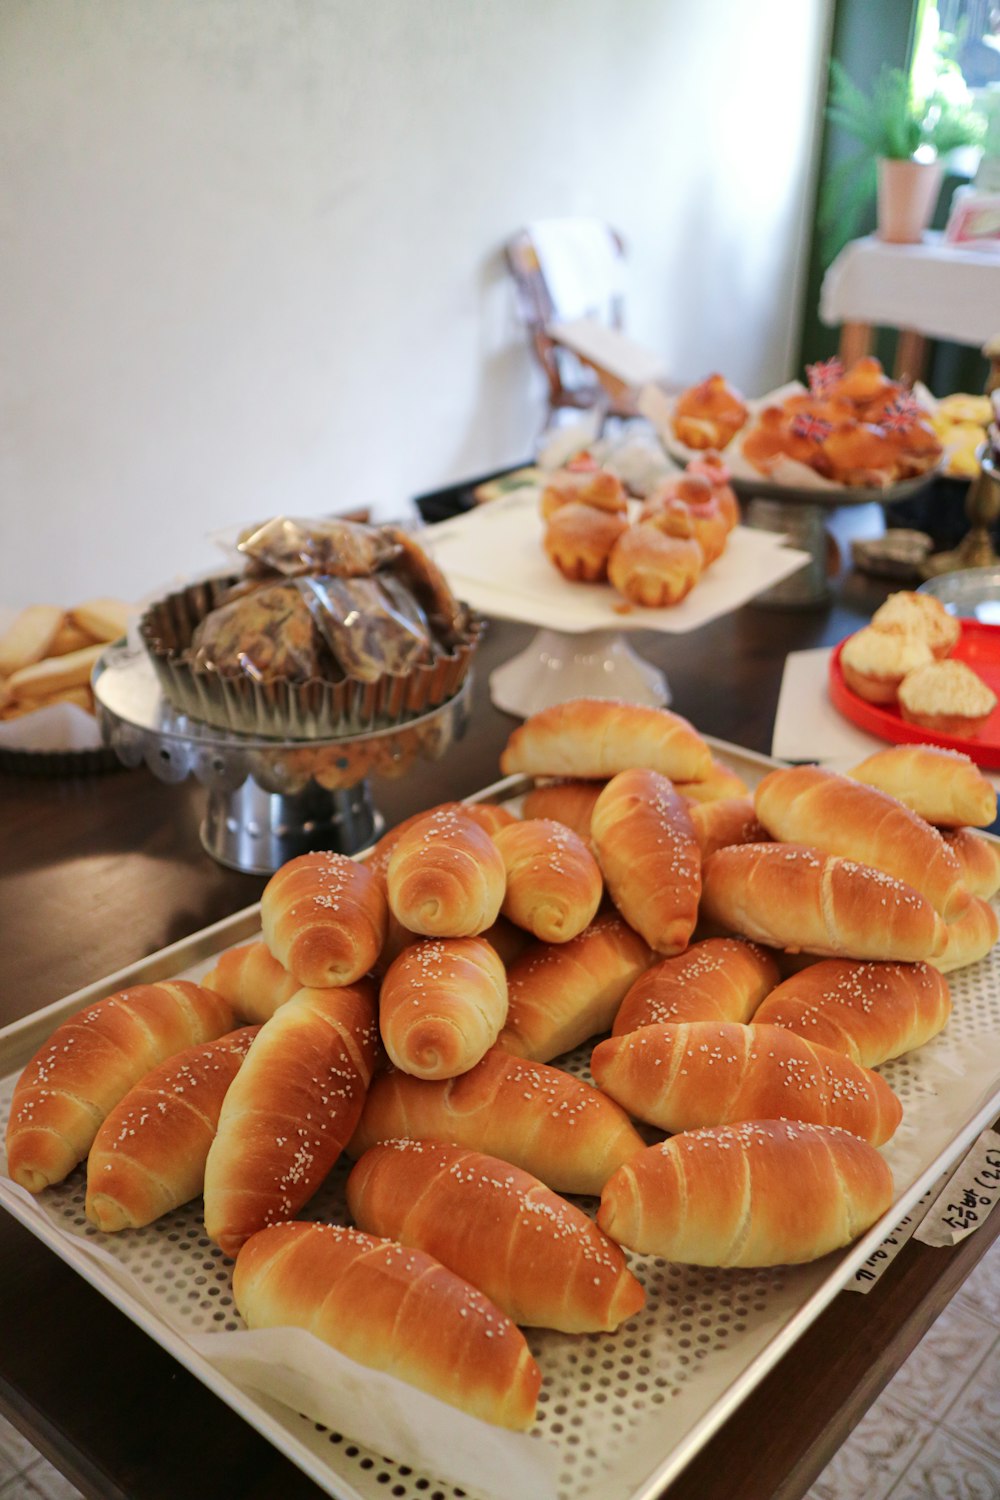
3;737;1000;1500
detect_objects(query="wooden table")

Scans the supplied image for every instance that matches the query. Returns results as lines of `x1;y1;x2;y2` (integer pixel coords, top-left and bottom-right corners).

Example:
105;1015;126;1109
2;592;999;1500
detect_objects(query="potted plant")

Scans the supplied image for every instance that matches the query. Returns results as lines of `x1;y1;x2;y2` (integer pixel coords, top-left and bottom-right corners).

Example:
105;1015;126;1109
819;61;984;260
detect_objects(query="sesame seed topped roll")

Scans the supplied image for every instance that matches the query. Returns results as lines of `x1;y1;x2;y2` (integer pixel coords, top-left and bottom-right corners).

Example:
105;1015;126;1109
261;851;388;989
591;768;701;955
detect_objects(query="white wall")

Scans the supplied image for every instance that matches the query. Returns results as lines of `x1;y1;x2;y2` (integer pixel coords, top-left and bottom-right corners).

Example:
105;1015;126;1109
0;0;832;608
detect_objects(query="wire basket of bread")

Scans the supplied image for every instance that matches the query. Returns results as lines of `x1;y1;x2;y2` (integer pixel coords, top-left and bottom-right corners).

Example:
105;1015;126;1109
0;598;131;773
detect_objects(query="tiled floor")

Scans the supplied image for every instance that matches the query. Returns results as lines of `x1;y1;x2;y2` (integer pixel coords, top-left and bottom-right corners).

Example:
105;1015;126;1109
1;1235;998;1500
807;1231;1000;1500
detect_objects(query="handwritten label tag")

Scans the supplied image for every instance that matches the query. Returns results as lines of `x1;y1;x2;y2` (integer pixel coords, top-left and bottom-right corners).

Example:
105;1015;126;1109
914;1129;1000;1248
845;1180;944;1293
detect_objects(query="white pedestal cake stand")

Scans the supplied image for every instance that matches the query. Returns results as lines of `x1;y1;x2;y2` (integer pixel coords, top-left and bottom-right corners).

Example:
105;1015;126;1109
93;644;473;875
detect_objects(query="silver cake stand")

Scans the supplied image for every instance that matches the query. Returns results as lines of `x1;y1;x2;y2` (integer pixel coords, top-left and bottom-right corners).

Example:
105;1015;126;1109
93;644;473;875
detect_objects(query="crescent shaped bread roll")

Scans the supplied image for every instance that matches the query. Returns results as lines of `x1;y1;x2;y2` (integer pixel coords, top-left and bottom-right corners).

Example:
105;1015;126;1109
85;1026;260;1231
498;912;654;1062
520;779;604;842
201;941;301;1023
940;828;1000;899
700;843;949;962
386;806;506;937
753;764;970;921
929;896;999;974
5;981;235;1193
260;851;388;988
598;1120;893;1266
378;937;508;1079
346;1140;646;1333
493;818;602;942
675;759;751;805
365;800;518;877
590;769;701;954
499;697;713;783
848;745;997;829
687;798;769;860
612;938;780;1036
348;1046;645;1195
203;980;379;1257
233;1221;541;1430
591;1021;902;1145
752;959;952;1067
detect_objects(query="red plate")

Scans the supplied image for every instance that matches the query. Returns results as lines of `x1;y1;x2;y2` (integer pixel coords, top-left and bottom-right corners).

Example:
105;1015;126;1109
829;621;1000;771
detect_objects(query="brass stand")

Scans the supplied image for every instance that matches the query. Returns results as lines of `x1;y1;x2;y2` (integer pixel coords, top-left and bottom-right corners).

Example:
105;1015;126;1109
921;451;1000;578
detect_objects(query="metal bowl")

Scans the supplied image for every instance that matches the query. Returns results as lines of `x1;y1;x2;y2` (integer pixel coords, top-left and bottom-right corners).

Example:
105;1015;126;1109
918;566;1000;623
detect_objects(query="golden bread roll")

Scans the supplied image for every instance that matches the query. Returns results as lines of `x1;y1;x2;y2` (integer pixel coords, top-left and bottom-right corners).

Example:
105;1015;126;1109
201;940;301;1023
840;626;933;704
929;896;999;974
499;696;713;783
378;937;508;1078
688;796;768;859
673;373;748;450
48;619;96;656
848;745;997;829
69;597;131;642
5;641;105;701
261;851;388;988
897;660;997;737
700;843;948;962
590;768;701;954
543;502;628;582
365;800;517;877
539;466;628;518
591;1021;902;1145
0;604;65;675
493;817;602;941
520;778;605;842
346;1140;645;1333
753;764;970;921
233;1221;541;1430
499;912;653;1062
940;828;1000;899
598;1120;893;1266
675;758;751;804
870;591;961;658
203;981;378;1257
386;805;506;937
85;1026;259;1231
752;958;951;1067
612;937;779;1036
607;522;703;607
6;981;235;1193
348;1045;644;1195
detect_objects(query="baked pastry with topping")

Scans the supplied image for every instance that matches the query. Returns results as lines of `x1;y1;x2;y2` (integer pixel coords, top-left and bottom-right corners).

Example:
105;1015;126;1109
871;591;961;659
897;660;998;738
840;626;933;704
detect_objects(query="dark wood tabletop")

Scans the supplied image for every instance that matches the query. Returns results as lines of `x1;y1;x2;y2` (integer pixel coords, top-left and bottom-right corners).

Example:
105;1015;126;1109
2;567;998;1500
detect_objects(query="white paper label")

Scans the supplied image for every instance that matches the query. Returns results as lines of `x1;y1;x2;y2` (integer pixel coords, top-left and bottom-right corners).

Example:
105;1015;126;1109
845;1180;943;1293
914;1128;1000;1248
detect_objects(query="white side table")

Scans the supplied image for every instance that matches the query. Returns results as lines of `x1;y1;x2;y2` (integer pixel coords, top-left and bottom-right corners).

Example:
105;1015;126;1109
819;232;1000;381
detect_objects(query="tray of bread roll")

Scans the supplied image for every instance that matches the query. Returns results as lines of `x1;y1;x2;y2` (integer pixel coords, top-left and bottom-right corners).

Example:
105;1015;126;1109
4;700;1000;1500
